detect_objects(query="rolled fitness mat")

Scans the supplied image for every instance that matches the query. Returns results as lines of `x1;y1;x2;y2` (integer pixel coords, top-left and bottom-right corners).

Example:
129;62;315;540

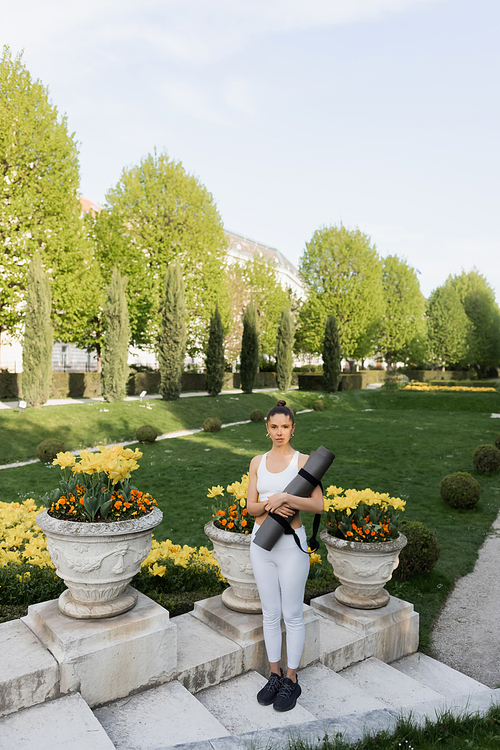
253;445;335;551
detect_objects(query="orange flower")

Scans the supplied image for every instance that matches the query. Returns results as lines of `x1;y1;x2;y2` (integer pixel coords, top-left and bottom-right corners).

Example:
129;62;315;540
217;510;225;516
124;502;131;509
227;522;234;529
114;501;123;510
242;508;248;516
221;518;227;526
241;520;247;527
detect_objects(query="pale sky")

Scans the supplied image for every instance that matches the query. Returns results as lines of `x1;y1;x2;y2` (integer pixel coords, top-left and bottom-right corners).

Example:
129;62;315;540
2;0;499;301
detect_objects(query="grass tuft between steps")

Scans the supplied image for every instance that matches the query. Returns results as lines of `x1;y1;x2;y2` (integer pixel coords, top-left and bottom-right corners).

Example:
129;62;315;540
282;706;500;750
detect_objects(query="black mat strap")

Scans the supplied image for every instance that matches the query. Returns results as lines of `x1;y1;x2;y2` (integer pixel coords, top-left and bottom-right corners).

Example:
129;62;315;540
298;467;320;487
268;512;322;555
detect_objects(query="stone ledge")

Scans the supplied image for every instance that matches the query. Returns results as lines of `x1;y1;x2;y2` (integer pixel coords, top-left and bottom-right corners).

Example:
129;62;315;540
0;619;60;717
192;595;319;675
22;589;176;707
311;593;419;664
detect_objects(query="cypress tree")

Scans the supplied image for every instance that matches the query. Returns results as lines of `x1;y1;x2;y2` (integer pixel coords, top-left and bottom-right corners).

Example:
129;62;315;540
240;301;259;394
205;302;225;397
323;313;342;392
158;263;187;400
22;254;53;407
101;268;131;402
276;309;295;391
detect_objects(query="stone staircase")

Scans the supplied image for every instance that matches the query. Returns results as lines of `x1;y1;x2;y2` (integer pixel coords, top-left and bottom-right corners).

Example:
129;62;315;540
93;652;499;750
1;593;498;750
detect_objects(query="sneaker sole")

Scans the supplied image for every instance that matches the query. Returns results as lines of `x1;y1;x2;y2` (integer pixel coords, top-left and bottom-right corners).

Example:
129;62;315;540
257;696;276;706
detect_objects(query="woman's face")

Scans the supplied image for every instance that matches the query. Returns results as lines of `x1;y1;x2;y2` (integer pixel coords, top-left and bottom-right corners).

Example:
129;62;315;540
267;414;294;446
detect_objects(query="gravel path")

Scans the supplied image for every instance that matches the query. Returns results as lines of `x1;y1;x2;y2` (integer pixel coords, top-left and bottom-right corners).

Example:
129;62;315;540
432;511;500;688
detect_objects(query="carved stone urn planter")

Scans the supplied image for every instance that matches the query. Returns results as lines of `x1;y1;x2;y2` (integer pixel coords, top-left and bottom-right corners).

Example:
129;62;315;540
204;520;262;614
320;529;407;609
37;507;163;619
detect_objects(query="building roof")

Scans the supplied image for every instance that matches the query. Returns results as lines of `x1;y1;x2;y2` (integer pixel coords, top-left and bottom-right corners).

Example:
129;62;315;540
225;229;304;298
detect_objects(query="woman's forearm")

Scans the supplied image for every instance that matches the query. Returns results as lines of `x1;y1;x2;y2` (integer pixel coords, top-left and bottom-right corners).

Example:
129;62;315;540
272;492;324;514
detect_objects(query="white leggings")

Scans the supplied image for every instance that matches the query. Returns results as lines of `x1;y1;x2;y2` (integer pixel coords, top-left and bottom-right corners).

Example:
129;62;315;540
250;524;310;670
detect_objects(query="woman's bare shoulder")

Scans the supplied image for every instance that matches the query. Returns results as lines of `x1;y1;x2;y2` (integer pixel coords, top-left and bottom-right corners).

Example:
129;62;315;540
297;452;309;469
250;454;265;470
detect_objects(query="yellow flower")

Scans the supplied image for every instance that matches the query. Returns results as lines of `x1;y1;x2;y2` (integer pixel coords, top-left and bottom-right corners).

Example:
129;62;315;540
52;452;76;468
150;563;166;577
207;485;225;498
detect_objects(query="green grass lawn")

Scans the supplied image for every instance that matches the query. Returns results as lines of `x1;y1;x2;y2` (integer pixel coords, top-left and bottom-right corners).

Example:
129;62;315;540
0;390;317;465
1;388;500;653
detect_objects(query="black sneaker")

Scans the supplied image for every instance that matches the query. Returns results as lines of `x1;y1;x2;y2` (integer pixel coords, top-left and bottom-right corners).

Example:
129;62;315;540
273;676;301;712
257;669;284;705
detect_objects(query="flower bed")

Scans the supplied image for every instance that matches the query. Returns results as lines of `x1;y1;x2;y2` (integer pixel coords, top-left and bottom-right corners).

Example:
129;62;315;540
404;383;497;393
0;499;223;607
324;486;406;542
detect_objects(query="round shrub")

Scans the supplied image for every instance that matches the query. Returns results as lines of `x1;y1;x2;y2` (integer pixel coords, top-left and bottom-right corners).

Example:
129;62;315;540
203;417;222;433
135;425;158;444
495;434;500;451
394;521;440;581
472;444;500;474
36;438;66;463
440;472;480;509
312;400;325;411
250;409;265;423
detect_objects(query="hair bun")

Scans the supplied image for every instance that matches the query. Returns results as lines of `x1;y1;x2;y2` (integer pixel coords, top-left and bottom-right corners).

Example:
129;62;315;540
277;400;286;407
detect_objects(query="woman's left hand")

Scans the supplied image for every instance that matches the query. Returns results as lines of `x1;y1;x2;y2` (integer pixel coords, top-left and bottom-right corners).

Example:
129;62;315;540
264;492;290;512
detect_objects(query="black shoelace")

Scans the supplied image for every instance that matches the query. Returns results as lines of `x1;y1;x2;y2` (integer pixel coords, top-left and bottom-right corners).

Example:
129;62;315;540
267;673;281;690
277;680;296;699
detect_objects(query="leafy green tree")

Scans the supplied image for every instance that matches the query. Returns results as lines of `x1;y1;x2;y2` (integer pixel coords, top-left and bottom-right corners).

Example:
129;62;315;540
205;303;225;397
322;314;341;392
298;224;385;361
22;255;53;407
276;309;295;391
294;296;329;357
158;263;186;400
225;255;292;363
101;150;230;356
426;283;470;368
0;46;96;343
240;301;259;394
101;269;131;402
448;270;500;376
376;256;427;370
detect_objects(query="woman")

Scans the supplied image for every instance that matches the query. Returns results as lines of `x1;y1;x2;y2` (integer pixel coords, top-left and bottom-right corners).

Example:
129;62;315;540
247;400;324;712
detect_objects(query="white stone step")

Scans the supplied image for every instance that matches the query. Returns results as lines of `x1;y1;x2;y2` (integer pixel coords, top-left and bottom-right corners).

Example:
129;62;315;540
0;619;59;717
317;615;366;672
340;656;443;708
392;652;494;699
174;612;244;693
94;680;230;749
0;693;115;750
196;670;317;734
297;662;388;718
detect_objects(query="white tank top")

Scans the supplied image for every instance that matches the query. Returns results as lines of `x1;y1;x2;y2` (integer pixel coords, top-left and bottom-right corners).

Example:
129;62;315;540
256;451;300;503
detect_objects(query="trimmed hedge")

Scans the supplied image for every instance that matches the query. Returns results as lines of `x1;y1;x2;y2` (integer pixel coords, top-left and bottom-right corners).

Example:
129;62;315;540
36;439;66;463
203;417;222;432
394;521;440;581
440;472;481;509
250;409;265;422
473;444;500;474
136;425;158;444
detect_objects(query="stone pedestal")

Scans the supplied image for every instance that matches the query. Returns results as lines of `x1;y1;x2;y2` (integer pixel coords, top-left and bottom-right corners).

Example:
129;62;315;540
22;588;177;707
192;595;320;675
311;593;419;664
